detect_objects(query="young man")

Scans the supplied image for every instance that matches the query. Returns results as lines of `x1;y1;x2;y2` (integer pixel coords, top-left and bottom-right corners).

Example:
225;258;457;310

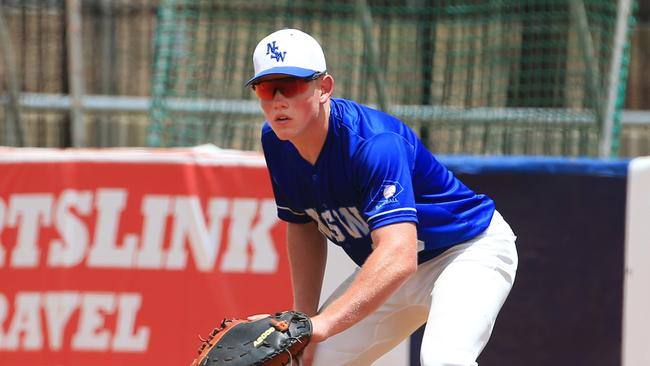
247;28;518;366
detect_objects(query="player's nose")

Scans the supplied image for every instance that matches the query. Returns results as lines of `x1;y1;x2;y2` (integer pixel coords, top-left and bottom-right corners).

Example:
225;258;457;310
271;90;289;106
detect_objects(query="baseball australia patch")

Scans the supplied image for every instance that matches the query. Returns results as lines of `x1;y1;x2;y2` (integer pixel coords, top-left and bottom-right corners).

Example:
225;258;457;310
371;181;404;210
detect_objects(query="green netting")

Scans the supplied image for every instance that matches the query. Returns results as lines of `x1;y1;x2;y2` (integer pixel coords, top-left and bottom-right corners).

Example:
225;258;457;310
148;0;635;156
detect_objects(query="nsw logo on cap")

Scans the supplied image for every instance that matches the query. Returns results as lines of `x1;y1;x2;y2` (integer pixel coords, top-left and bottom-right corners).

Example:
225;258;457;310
266;41;286;62
246;28;327;86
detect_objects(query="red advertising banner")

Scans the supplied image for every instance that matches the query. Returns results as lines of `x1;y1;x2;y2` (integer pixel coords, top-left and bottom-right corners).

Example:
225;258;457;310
0;146;291;365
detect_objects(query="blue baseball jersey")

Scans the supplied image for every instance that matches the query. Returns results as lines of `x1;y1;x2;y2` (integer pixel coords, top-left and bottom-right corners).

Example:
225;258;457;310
261;98;495;266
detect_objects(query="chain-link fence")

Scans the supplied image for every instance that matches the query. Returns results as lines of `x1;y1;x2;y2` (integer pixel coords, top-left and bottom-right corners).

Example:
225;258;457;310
0;0;156;147
1;0;649;156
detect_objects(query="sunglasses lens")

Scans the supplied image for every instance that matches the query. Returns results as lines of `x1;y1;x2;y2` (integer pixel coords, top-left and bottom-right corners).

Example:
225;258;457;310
254;84;274;100
254;78;310;100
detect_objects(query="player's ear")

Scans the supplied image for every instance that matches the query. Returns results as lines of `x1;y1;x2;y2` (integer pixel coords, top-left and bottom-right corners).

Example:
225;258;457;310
319;74;334;103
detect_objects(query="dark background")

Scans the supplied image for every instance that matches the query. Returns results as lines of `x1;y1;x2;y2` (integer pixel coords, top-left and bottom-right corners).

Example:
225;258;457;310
410;159;628;366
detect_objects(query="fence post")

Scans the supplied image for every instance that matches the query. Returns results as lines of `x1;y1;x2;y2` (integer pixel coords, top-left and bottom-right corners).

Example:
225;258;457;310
355;0;389;112
0;4;24;146
600;0;634;157
66;0;86;147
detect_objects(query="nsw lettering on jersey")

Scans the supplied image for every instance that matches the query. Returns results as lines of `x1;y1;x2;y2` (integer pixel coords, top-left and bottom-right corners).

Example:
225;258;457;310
303;207;369;243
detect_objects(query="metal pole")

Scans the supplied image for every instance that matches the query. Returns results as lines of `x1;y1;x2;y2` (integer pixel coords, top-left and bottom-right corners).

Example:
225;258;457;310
355;0;389;112
99;0;114;146
0;3;24;146
599;0;633;158
66;0;86;147
569;1;604;129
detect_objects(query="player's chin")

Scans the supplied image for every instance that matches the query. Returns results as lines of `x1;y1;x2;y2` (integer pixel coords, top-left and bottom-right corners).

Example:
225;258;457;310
269;126;296;141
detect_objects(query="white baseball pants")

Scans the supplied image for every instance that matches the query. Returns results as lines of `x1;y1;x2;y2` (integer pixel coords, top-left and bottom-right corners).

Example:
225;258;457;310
312;211;518;366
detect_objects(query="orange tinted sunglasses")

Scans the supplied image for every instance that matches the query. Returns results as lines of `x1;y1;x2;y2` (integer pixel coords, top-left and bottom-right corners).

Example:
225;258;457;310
252;72;325;100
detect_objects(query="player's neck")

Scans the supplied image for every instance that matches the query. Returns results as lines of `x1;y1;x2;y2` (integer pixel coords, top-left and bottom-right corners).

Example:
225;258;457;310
291;102;330;165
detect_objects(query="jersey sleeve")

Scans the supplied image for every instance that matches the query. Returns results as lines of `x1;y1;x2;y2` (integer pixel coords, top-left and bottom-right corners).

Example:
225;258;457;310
353;132;418;231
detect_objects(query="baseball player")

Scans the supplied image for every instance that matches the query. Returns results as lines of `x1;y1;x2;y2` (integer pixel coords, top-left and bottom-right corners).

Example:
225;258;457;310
247;28;518;366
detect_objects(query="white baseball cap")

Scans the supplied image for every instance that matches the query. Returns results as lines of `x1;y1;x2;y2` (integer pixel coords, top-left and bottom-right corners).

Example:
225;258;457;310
245;28;327;86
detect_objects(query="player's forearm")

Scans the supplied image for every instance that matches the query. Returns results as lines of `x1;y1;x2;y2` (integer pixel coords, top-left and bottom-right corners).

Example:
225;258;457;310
287;222;328;316
312;241;416;341
311;222;418;342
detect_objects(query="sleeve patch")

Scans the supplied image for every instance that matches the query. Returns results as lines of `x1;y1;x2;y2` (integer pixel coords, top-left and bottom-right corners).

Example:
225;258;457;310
370;181;405;211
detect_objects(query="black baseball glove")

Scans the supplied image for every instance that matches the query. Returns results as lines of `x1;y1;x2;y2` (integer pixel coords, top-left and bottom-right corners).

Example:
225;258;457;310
190;311;313;366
